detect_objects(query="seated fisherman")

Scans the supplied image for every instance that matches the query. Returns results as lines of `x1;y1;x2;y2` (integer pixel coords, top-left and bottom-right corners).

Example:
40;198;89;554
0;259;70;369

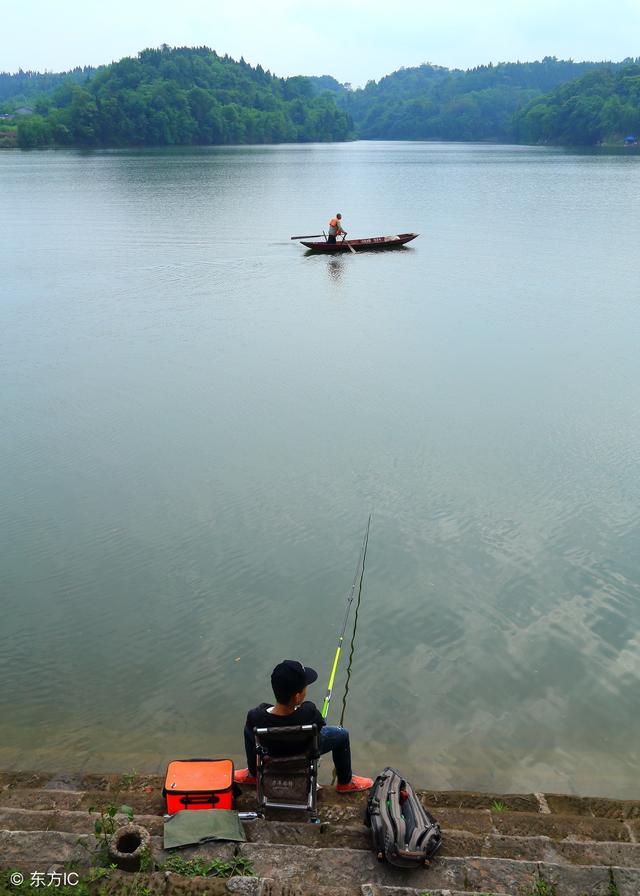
234;659;373;793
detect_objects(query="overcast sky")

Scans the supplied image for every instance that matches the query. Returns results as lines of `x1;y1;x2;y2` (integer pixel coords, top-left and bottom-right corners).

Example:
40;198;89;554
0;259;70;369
2;0;639;85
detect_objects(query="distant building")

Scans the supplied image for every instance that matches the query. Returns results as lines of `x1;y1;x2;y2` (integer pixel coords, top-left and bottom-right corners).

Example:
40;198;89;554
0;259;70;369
15;107;34;116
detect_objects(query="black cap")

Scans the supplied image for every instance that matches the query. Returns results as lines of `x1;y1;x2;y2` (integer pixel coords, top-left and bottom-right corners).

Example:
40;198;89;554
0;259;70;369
271;660;318;699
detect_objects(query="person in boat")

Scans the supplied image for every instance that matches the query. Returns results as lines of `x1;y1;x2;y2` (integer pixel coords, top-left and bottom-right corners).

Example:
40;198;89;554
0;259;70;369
234;659;373;793
327;213;346;244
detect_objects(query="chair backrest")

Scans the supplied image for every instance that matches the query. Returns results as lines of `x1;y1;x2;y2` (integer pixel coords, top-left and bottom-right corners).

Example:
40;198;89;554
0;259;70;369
254;724;319;818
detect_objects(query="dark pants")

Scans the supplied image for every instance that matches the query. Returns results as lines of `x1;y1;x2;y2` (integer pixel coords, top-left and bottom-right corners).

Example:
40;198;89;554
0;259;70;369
244;724;352;784
328;234;337;244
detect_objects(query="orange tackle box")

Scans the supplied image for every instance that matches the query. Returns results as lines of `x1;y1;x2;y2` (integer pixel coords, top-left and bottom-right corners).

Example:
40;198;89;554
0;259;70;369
163;759;235;813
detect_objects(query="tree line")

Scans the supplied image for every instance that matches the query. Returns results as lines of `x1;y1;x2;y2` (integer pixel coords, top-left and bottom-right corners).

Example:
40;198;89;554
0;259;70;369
15;46;352;148
308;57;639;143
0;66;97;105
514;65;640;144
8;48;640;149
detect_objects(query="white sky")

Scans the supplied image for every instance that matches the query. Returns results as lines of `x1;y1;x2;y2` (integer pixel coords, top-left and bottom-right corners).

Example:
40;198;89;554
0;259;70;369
2;0;639;85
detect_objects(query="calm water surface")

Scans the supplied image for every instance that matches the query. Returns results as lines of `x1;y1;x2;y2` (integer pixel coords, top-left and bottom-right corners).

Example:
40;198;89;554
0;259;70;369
1;142;639;797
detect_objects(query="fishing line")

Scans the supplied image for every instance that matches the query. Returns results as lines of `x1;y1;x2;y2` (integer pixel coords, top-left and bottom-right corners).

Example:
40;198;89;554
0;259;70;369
338;542;368;729
321;514;371;721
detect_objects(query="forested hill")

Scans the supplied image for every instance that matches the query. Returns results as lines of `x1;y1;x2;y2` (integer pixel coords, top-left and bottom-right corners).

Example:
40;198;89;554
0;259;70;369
514;64;640;144
308;57;638;142
0;67;97;104
14;46;352;148
9;48;640;148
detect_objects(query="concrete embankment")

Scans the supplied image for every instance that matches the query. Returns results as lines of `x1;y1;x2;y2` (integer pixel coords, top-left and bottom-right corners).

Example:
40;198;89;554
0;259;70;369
1;771;640;895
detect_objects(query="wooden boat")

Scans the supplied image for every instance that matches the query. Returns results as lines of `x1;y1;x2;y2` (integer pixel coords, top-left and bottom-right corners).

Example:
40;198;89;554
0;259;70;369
300;233;418;253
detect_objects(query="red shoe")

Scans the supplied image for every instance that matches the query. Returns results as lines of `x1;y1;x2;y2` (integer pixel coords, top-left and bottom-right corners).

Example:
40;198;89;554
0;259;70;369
336;774;373;793
234;768;257;786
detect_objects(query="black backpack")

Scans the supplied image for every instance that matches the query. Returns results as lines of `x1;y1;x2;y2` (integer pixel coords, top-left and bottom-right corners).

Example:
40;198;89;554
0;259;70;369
365;767;442;869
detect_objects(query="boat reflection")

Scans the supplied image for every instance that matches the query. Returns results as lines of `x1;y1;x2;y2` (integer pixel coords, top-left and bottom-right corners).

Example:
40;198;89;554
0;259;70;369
327;256;345;283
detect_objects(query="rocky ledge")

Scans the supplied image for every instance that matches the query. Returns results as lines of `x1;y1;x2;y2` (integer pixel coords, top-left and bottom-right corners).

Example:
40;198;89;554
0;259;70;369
1;771;639;895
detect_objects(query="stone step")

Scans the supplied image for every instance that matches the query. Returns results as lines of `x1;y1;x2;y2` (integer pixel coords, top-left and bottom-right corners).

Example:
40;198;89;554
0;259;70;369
361;890;515;896
1;792;634;845
0;787;166;815
147;874;360;896
0;789;86;813
0;806;165;836
263;803;639;846
246;821;640;867
0;831;239;873
245;819;370;851
227;883;515;896
488;808;634;842
544;793;640;820
434;805;635;842
4;772;640;817
0;830;96;869
226;882;513;896
0;786;358;817
98;870;233;896
2;832;639;896
3;780;638;839
423;789;640;820
232;843;640;895
214;873;359;896
421;790;541;813
441;830;640;867
2;808;639;867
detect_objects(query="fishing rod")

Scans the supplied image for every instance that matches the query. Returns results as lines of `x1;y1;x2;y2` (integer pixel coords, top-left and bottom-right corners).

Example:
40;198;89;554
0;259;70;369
321;514;372;720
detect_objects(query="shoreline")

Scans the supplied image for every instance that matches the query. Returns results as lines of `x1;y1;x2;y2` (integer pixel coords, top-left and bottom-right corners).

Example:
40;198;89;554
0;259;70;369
3;753;638;803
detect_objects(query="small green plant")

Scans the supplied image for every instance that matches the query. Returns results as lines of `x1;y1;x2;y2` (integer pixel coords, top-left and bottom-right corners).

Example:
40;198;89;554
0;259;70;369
161;854;254;878
86;866;113;883
103;876;151;896
608;867;621;896
138;846;154;873
121;769;139;789
491;800;509;812
160;855;209;876
88;804;134;863
526;879;557;896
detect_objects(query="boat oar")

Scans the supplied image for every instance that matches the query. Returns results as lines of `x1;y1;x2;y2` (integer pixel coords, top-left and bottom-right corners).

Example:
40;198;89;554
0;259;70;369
341;233;356;254
290;234;325;240
321;515;372;720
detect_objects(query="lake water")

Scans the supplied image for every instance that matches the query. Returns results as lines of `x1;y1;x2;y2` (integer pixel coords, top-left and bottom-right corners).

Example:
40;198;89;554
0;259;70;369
1;142;639;798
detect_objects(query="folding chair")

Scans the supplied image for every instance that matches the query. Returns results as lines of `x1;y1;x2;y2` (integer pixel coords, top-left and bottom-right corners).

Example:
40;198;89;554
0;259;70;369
254;724;320;822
